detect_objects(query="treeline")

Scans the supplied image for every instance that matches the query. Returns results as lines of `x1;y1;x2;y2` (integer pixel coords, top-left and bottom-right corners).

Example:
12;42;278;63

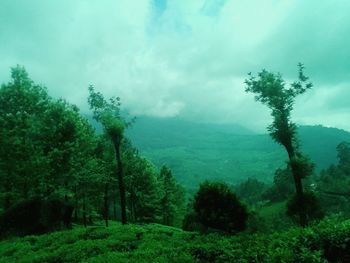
0;66;185;228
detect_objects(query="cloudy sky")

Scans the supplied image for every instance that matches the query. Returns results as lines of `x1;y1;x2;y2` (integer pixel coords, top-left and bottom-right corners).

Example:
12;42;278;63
1;0;349;132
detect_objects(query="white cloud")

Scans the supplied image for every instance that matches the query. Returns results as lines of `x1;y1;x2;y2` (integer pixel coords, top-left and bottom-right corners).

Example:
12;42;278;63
0;0;349;131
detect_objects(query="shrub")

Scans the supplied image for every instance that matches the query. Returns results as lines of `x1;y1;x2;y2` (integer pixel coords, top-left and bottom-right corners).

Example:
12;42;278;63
182;211;204;232
192;181;248;233
0;197;73;237
286;192;324;225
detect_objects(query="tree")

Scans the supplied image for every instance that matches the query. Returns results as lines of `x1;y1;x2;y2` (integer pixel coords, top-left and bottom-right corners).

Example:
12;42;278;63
192;181;248;233
286;192;324;223
317;142;350;215
262;167;295;202
159;165;185;226
123;142;162;223
88;86;128;224
245;63;314;226
0;66;104;226
336;141;350;175
0;66;50;208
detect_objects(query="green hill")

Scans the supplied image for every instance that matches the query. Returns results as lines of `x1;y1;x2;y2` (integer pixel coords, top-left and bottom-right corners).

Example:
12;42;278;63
126;117;350;187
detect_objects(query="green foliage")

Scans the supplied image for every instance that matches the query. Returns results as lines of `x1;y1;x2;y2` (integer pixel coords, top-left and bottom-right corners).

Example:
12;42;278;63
336;141;350;173
1;218;350;262
123;144;162;223
0;66;97;210
192;181;248;233
88;85;126;145
158;165;186;226
0;66;182;229
245;64;315;226
316;141;350;216
262;167;295;202
245;63;312;151
88;85;129;224
234;178;267;205
286;192;324;224
126;117;350;188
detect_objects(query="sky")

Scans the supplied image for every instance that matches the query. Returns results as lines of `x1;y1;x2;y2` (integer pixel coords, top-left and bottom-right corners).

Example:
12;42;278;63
0;0;349;132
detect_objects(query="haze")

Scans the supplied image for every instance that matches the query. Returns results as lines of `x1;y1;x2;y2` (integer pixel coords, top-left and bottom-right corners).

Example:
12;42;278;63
1;0;349;132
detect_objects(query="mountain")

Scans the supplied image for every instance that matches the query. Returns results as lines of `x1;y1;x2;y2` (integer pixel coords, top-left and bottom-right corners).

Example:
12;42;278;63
125;117;350;188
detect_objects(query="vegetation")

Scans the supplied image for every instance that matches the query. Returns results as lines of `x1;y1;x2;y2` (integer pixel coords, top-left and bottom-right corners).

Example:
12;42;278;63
187;181;248;233
0;217;350;262
88;86;128;224
0;66;185;233
245;64;317;226
127;118;350;187
1;64;350;262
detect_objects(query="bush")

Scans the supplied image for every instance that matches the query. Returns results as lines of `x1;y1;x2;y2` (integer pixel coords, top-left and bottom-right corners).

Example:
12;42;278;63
286;192;324;225
182;211;204;232
192;181;248;233
0;197;73;237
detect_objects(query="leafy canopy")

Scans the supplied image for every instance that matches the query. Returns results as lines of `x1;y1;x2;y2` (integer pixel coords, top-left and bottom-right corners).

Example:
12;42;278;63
245;63;312;149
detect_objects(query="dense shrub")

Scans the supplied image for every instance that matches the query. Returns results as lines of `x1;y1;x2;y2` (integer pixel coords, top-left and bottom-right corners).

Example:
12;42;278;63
0;197;73;237
0;218;350;262
192;181;248;233
182;211;204;232
286;192;324;224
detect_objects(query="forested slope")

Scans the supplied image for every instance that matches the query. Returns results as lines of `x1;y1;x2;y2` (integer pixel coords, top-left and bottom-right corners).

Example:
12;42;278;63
126;117;350;187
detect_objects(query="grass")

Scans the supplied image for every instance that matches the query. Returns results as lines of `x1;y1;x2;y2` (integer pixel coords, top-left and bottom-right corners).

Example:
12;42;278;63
1;217;350;263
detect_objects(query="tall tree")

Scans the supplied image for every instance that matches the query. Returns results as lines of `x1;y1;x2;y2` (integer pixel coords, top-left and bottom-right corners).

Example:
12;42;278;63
0;66;50;207
123;142;162;223
0;66;99;214
159;166;176;226
88;86;128;224
245;63;314;226
336;141;350;174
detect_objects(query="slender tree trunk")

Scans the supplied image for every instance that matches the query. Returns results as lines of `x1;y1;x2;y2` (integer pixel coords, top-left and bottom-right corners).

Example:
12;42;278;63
104;183;109;227
285;142;307;226
130;194;136;222
74;185;78;221
22;175;29;199
4;175;12;210
114;140;127;224
64;180;68;203
113;194;117;220
83;191;87;228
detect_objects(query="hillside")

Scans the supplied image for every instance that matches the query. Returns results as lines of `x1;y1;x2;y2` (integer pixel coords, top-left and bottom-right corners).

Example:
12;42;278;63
1;218;349;263
126;117;350;187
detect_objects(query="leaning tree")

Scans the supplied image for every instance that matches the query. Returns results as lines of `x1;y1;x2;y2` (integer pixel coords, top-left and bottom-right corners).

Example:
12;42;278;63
245;63;315;226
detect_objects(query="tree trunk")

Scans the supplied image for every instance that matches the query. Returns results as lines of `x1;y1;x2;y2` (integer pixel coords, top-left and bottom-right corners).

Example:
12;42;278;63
285;142;307;226
64;180;68;203
114;141;127;224
4;175;12;210
104;183;109;227
74;185;78;221
113;194;117;220
83;192;87;228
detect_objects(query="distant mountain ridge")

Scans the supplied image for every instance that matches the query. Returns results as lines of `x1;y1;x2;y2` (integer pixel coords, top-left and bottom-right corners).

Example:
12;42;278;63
125;117;350;187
